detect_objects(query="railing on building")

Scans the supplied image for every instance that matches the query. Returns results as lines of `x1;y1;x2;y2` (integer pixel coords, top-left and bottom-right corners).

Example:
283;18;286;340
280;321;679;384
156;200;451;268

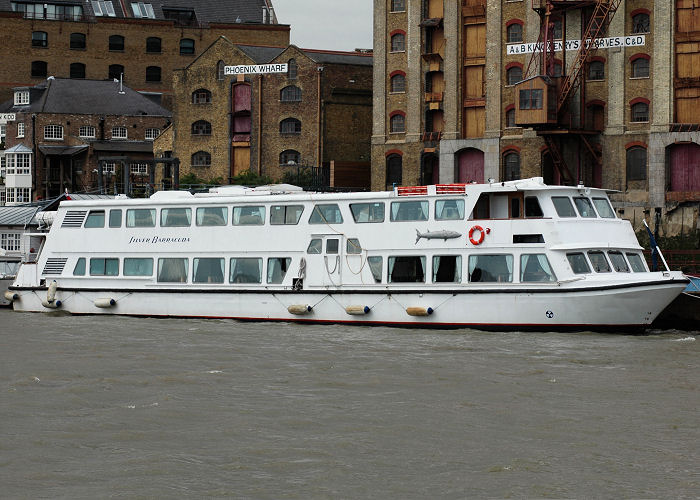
644;250;700;275
669;123;700;132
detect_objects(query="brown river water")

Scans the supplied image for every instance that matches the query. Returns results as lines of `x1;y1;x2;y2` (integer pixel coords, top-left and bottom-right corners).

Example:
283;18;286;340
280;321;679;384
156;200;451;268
1;309;698;498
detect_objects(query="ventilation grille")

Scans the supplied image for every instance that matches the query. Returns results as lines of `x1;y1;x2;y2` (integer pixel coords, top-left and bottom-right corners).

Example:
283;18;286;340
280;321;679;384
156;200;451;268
43;258;68;275
61;210;88;228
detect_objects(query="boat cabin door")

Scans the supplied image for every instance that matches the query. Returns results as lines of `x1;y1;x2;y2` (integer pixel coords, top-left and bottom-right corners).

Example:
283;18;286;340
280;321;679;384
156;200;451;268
306;234;343;287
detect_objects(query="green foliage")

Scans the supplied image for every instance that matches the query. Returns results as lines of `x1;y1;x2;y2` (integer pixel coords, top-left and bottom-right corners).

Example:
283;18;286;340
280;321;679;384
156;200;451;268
281;167;314;188
230;170;275;186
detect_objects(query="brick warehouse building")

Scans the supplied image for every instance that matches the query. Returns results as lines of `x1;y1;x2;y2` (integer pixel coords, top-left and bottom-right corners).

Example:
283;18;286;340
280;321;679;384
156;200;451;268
154;37;373;187
372;0;700;237
1;78;171;202
0;0;289;108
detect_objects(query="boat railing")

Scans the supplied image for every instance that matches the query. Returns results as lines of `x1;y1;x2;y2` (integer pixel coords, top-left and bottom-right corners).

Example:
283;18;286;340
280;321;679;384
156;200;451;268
644;249;700;275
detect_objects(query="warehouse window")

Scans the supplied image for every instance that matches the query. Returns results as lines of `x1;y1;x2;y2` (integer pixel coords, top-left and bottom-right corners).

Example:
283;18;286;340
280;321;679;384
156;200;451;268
108;64;124;80
31;61;47;78
280;85;302;102
145;66;161;82
632;12;650;33
146;37;161;53
32;31;48;48
70;33;86;49
192;120;211;135
180;38;194;55
503;151;520;181
391;32;405;52
109;35;124;51
280;118;301;134
70;62;85;79
626;146;647;181
506;65;523;85
390;73;406;93
506;23;523;43
191;151;211;167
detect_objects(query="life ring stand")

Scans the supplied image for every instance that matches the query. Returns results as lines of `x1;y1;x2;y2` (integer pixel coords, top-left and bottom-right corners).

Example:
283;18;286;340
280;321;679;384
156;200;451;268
468;225;489;245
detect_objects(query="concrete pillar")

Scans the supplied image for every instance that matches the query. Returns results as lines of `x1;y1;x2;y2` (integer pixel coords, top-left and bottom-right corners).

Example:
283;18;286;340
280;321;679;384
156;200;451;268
484;0;502;138
406;0;422;142
606;0;625;135
442;0;460;141
371;0;387;147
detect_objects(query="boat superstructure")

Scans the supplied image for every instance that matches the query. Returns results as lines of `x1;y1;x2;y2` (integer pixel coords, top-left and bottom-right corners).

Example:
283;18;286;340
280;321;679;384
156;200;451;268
7;178;687;331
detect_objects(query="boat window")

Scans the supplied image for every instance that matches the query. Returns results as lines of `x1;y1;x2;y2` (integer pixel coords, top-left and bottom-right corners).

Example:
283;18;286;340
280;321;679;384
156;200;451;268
390;201;428;221
551;197;576;217
471;194;490;219
435;199;465;220
161;208;192;227
233;206;265;225
367;256;383;283
468;254;513;282
433;255;462;283
90;258;119;276
388;256;426;282
307;239;322;254
626;253;647;272
350;202;384;223
520;254;557;282
126;209;156;228
592;197;616;218
196;207;227;226
84;210;105;228
230;257;262;283
525;197;543;217
566;253;591;274
124;258;153;276
267;257;291;284
109;209;122;228
510;197;521;218
193;257;225;283
73;257;86;276
326;239;339;254
309;204;343;224
608;251;630;272
157;258;188;282
587;251;611;272
347;238;362;254
513;234;545;243
573;197;597;218
270;205;304;225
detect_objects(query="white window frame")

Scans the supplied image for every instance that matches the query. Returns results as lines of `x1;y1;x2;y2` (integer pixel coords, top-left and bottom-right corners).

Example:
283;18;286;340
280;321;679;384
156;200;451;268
44;124;64;140
1;233;22;251
5;188;15;204
17;123;25;138
145;128;160;140
79;125;96;138
131;2;155;18
16;187;30;203
102;162;116;174
130;162;148;175
14;91;29;106
0;189;6;206
92;1;116;17
111;126;127;140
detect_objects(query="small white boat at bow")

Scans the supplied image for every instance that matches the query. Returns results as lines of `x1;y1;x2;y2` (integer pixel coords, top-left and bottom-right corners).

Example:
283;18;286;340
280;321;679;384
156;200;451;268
7;178;687;331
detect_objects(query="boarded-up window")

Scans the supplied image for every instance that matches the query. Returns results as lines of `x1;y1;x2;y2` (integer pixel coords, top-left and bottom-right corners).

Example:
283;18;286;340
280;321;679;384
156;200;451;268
233;84;251;113
669;142;700;192
464;23;485;58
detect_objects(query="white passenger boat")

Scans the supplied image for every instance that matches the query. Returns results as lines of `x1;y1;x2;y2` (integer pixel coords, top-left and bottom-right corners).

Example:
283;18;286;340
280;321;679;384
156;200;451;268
7;178;688;331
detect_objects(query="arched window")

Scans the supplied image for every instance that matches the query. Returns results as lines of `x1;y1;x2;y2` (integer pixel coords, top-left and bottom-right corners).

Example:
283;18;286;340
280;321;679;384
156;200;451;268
180;38;194;55
146;37;161;53
70;62;85;79
626;146;647;181
146;66;161;82
280;118;301;134
287;59;297;80
386;154;402;189
191;120;212;135
280;150;300;165
390;0;405;12
70;33;86;49
588;60;604;80
506;23;523;43
631;56;650;78
32;31;48;47
192;89;212;104
280;85;302;102
631;101;649;122
503;151;520;181
506;66;522;85
505;106;516;128
109;64;124;80
31;61;47;78
191;151;211;167
391;32;405;52
217;60;225;80
390;113;405;133
109;35;124;51
632;13;650;33
390;73;406;93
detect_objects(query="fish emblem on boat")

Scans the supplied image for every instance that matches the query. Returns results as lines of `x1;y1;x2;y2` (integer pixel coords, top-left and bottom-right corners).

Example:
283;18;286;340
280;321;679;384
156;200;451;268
415;229;462;244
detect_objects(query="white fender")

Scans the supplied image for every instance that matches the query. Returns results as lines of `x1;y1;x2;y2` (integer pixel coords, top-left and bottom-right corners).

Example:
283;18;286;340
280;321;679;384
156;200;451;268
4;290;18;302
345;305;370;315
287;304;312;315
46;280;58;303
94;298;116;308
406;306;434;317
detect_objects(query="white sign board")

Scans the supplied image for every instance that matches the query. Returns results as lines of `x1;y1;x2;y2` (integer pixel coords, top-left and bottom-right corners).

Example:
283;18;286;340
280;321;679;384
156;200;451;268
0;113;16;121
224;63;288;75
506;35;645;55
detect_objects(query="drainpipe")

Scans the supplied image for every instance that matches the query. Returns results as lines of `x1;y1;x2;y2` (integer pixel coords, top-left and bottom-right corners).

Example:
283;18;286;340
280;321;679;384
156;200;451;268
317;66;323;168
31;114;37;199
257;74;263;176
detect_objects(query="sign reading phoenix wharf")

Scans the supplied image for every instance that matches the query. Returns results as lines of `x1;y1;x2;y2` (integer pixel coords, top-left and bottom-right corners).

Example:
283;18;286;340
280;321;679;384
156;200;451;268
506;35;645;55
224;63;289;75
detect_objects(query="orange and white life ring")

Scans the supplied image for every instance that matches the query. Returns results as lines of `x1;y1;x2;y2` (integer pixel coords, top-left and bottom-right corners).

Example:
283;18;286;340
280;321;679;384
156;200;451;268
469;225;486;245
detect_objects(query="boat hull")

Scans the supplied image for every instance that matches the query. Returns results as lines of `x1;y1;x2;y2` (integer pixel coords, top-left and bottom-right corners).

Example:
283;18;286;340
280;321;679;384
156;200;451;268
9;279;687;332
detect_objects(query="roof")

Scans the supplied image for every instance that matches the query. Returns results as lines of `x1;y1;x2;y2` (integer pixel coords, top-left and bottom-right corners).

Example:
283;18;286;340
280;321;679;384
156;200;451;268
38;145;89;156
8;78;171;117
0;206;41;227
0;0;278;25
235;44;373;66
236;45;286;64
4;144;33;153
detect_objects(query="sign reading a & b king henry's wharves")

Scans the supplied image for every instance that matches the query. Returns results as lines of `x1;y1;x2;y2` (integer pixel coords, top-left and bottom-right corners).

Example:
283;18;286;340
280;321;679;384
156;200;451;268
224;64;288;75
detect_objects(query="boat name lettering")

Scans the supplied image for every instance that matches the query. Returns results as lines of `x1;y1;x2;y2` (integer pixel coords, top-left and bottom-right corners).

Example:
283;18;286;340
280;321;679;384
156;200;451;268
128;236;191;244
